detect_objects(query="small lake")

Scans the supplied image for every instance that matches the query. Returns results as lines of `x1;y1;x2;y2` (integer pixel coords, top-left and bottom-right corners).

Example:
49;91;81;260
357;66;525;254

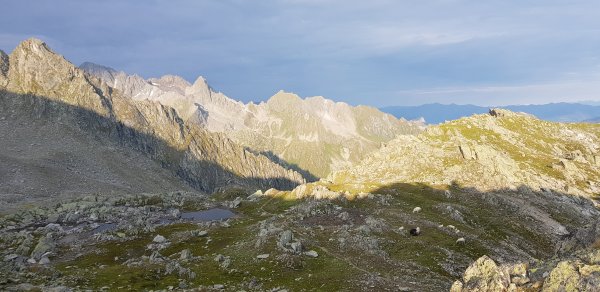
92;223;117;234
181;208;236;221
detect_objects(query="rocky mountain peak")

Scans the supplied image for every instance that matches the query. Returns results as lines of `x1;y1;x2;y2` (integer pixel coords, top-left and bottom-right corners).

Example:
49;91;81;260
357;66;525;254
155;74;190;84
266;90;302;107
4;39;113;119
9;38;73;75
9;38;70;75
305;95;329;104
13;38;52;56
185;76;212;96
149;75;191;91
306;95;353;114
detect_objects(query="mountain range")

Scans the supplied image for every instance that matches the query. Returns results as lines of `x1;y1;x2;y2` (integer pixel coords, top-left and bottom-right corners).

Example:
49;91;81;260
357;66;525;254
79;62;422;178
0;38;598;291
382;103;600;124
0;38;304;210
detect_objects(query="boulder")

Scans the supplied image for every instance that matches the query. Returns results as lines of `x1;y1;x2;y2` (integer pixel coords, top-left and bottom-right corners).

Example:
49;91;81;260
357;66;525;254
31;235;55;260
214;254;225;262
449;280;463;292
506;263;527;277
338;211;350;221
4;254;19;262
462;256;509;291
153;235;167;243
543;261;580;291
444;190;452;198
230;197;242;208
180;249;192;260
459;144;476;160
511;276;529;285
291;241;303;253
279;230;293;247
588;249;600;264
170;209;181;218
214;254;230;268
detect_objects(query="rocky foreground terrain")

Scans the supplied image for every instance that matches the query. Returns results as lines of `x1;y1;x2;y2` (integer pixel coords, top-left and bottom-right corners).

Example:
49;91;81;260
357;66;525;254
0;38;599;291
1;184;598;291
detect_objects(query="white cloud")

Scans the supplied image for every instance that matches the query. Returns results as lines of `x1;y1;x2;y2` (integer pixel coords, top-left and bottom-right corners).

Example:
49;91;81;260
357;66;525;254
3;0;600;105
389;80;600;106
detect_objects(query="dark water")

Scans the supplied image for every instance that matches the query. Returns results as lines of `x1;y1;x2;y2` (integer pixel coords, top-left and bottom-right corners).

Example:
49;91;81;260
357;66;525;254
92;223;117;234
181;208;235;221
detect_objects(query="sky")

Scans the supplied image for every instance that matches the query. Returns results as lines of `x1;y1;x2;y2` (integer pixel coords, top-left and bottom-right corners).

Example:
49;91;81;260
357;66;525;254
1;0;600;106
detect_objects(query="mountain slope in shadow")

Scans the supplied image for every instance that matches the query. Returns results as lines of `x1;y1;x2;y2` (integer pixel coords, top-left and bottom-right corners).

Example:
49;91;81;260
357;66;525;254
0;38;305;212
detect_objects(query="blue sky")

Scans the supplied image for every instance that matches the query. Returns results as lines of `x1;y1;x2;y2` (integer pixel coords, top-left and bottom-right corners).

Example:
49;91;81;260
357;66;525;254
1;0;600;106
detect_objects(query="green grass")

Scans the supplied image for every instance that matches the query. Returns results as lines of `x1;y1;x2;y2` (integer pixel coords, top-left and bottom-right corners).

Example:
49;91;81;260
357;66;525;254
53;197;360;291
48;177;589;290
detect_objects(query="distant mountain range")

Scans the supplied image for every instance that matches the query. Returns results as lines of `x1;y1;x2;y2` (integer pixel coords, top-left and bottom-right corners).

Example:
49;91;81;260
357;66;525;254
381;103;600;124
584;116;600;122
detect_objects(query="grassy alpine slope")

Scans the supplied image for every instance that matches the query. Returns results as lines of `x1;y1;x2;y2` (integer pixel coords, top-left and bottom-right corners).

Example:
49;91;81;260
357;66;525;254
327;108;600;201
1;181;598;291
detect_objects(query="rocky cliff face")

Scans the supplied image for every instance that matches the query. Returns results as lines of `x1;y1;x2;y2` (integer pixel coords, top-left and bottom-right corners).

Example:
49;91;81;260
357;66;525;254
0;39;304;202
328;108;600;202
80;63;423;178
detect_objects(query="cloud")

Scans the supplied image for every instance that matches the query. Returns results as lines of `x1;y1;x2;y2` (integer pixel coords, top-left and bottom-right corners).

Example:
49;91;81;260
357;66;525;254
1;0;600;105
388;80;600;106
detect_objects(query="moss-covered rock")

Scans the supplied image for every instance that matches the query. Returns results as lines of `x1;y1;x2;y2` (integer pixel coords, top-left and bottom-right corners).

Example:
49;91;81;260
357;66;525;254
30;234;54;260
461;255;509;291
543;261;581;291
